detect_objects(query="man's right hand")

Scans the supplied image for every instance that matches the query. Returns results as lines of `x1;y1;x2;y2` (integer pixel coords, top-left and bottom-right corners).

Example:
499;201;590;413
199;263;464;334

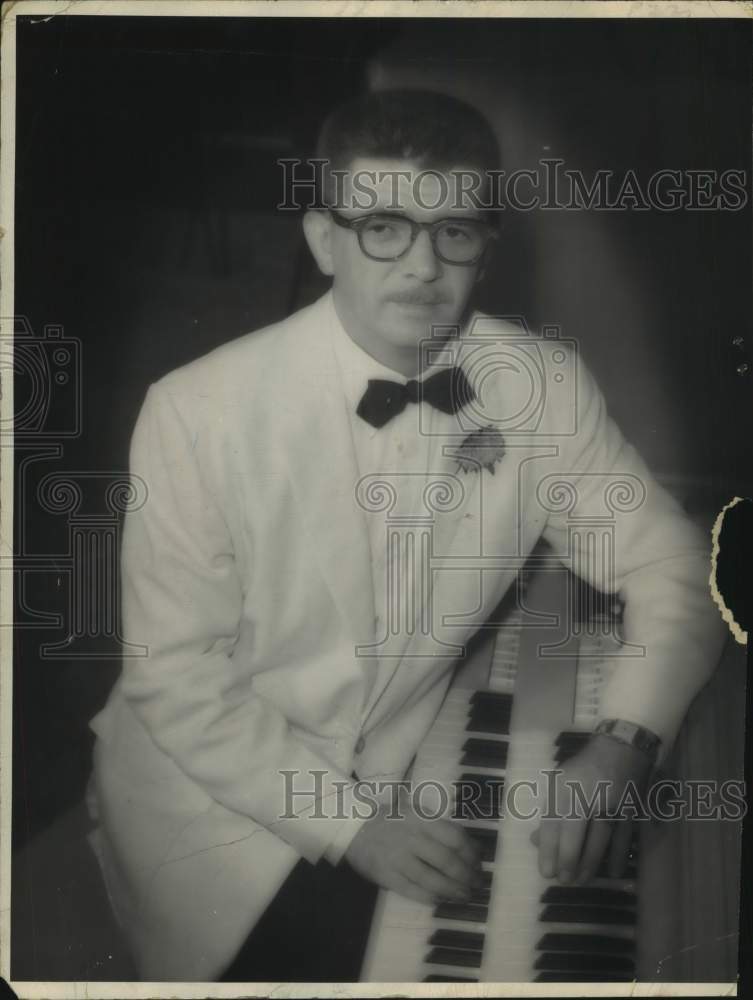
344;802;484;904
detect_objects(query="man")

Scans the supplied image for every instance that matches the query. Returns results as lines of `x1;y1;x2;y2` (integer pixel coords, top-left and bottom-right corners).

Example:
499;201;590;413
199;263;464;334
87;89;724;982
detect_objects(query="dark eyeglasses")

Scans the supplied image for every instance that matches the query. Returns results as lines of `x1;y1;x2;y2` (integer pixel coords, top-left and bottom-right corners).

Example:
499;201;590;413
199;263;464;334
329;209;498;266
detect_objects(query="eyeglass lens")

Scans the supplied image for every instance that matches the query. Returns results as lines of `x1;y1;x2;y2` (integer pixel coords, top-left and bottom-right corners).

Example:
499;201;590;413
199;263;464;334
359;216;487;263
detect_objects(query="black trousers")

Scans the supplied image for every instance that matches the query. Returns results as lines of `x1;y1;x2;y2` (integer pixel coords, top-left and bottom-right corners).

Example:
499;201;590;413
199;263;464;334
218;856;378;982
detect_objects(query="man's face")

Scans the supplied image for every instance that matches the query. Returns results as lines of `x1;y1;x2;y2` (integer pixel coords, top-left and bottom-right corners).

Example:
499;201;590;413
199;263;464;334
318;158;486;369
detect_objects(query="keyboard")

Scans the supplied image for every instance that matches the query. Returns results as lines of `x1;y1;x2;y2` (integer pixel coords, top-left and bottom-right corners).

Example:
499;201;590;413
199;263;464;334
361;566;642;983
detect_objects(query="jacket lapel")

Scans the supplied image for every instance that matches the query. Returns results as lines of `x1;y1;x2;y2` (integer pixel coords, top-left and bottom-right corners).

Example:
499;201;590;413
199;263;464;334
282;296;376;650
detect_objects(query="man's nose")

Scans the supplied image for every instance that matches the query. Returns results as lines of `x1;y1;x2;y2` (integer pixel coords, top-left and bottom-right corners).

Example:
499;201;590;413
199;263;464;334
403;229;442;281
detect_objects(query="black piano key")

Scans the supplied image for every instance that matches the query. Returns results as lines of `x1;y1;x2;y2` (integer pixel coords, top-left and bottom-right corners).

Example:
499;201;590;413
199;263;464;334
468;703;512;723
424;947;483;969
429;929;485;952
536;932;635;956
540;904;636;926
470;690;513;710
535;952;635;975
460;738;509;769
540;886;636;908
553;730;592;764
453;794;502;819
453;798;502;822
453;774;505;821
423;975;479;982
466;712;511;735
535;971;635;982
459;773;506;793
434;901;488;923
468;886;491;905
555;730;592;747
464;826;498;862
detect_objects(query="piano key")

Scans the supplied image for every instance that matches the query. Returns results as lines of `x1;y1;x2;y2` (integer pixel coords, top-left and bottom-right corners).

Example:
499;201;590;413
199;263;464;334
453;774;505;810
555;730;592;748
540;904;637;925
458;773;506;793
423;975;479;982
535;951;635;975
535;971;635;982
424;947;483;969
536;931;635;955
540;886;636;907
470;691;513;710
428;929;485;952
434;901;488;923
460;738;509;769
469;695;513;713
467;705;512;720
466;712;511;735
453;798;502;822
464;826;498;862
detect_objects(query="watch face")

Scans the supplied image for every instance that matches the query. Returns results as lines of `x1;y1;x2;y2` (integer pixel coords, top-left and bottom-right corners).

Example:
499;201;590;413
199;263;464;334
597;720;660;761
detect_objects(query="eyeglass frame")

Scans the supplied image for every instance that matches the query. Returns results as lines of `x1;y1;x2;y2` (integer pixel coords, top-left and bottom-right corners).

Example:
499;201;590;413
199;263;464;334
328;208;499;266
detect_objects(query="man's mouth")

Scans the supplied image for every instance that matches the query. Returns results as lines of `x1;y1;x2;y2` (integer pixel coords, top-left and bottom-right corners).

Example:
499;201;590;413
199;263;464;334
388;291;448;306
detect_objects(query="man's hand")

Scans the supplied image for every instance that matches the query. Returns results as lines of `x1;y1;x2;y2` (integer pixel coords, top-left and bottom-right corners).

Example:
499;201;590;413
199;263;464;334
534;733;653;884
344;800;484;904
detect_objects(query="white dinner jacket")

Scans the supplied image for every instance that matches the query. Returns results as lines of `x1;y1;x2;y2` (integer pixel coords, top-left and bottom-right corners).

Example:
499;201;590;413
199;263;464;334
88;290;724;980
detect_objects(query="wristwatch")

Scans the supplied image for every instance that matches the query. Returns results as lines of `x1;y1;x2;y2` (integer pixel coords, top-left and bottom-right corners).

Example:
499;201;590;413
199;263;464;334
593;718;662;764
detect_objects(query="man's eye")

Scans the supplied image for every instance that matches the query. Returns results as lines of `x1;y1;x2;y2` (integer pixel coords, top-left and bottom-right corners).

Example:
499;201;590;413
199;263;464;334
443;225;473;241
366;222;396;236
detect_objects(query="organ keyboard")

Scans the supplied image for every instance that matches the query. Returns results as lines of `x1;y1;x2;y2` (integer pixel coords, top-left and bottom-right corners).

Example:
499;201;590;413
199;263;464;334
361;563;744;984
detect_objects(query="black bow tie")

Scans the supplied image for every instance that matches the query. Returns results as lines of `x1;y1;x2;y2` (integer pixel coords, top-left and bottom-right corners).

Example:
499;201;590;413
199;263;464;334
356;366;475;429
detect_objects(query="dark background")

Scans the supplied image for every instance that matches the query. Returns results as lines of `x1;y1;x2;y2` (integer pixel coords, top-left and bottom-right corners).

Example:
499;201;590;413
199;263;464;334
12;15;752;854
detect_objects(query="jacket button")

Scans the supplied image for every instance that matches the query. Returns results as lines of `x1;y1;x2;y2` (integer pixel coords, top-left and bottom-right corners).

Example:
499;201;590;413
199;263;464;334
355;735;366;754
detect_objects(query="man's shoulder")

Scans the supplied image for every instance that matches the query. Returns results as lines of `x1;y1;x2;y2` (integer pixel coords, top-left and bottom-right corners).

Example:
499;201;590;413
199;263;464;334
154;292;332;399
462;310;578;361
459;310;588;435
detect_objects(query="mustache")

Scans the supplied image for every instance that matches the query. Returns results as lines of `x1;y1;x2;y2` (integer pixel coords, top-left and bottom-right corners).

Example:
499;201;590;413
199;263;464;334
387;289;450;306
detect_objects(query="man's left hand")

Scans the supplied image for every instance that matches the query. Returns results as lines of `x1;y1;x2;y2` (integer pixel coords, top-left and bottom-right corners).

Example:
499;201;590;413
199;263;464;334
533;733;654;884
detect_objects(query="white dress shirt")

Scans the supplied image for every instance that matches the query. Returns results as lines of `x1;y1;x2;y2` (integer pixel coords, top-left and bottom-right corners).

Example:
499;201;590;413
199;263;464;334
324;298;455;862
327;297;452;701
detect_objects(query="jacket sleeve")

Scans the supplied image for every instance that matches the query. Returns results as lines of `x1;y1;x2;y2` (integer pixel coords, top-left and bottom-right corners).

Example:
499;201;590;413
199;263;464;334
540;356;726;763
118;381;362;864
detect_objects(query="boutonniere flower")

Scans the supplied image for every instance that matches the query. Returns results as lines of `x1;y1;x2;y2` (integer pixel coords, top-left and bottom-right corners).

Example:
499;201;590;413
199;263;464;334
453;424;506;475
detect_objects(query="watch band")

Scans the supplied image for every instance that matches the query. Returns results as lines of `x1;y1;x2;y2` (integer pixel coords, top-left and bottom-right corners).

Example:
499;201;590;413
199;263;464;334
593;718;662;763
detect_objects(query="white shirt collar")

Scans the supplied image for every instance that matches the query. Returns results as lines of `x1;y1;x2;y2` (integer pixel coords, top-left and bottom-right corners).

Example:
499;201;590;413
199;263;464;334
326;293;412;414
325;291;466;416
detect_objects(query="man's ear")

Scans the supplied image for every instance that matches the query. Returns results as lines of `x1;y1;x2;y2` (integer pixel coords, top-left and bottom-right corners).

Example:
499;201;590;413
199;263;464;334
303;210;335;277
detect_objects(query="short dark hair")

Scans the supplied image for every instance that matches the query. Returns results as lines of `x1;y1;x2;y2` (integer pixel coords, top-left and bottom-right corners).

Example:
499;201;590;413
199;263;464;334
315;88;500;207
